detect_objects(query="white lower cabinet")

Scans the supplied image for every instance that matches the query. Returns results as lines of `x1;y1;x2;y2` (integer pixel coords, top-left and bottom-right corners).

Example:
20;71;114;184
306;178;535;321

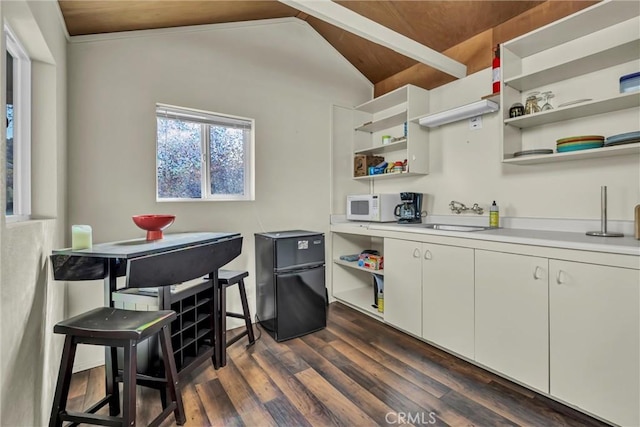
422;243;474;359
333;226;640;426
475;250;549;393
383;238;423;336
384;238;474;357
549;260;640;427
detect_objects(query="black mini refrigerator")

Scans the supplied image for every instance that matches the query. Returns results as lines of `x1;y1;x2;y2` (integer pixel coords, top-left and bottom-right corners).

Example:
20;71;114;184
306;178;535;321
255;230;327;341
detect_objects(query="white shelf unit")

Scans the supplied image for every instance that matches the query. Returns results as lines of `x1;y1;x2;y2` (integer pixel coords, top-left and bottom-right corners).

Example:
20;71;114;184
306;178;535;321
503;92;640;129
354;138;406;155
500;1;640;165
352;84;430;179
355;112;406;133
331;232;384;319
503;143;640;165
333;287;383;319
333;258;384;275
504;40;639;92
352;171;424;181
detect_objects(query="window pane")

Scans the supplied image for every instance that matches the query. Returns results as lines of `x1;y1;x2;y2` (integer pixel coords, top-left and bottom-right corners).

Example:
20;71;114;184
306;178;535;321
209;126;245;195
5;52;14;215
156;117;202;199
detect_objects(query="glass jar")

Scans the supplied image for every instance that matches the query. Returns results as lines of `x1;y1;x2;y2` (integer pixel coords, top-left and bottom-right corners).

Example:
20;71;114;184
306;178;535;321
509;102;525;118
524;92;541;115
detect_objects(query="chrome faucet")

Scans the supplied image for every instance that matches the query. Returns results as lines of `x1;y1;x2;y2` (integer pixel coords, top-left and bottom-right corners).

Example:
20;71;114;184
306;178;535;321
449;200;484;215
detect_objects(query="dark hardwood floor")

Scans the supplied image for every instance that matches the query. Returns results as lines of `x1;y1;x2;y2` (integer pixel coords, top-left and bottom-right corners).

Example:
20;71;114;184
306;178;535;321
66;302;609;426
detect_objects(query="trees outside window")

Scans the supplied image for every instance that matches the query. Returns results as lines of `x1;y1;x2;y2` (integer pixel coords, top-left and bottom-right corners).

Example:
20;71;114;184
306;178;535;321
156;104;254;201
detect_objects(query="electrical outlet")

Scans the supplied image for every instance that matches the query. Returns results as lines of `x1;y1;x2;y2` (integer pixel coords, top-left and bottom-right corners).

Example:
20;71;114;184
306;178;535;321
469;116;482;130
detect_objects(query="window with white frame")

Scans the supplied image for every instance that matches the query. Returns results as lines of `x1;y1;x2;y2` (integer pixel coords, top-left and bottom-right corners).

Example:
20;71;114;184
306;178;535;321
4;24;31;218
156;104;254;201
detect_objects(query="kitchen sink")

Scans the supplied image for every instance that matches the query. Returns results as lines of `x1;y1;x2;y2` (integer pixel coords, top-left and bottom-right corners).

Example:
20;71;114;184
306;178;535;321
421;223;492;232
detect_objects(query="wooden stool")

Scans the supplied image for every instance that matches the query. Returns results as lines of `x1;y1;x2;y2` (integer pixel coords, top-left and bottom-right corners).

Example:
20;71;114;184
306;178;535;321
49;307;185;427
218;270;256;367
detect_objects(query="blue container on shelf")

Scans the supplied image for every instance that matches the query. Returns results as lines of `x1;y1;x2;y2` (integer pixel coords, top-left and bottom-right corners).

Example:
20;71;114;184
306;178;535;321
620;71;640;93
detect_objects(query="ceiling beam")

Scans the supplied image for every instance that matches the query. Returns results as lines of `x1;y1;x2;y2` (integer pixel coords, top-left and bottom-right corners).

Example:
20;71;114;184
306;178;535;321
279;0;467;79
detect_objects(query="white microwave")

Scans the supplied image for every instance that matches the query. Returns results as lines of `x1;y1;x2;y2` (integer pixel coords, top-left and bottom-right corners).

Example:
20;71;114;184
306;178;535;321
346;194;401;222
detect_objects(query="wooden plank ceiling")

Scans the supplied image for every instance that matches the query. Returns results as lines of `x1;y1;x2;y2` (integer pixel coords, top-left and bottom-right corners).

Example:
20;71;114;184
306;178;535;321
58;0;596;95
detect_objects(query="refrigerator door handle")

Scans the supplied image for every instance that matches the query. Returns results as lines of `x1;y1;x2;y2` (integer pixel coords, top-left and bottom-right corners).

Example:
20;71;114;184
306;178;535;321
275;263;325;274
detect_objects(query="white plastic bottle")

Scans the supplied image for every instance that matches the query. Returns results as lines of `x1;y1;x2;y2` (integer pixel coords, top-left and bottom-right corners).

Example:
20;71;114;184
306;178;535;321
489;201;499;228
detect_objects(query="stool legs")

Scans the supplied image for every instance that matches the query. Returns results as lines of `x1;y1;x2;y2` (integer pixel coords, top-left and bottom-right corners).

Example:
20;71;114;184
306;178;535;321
49;331;184;427
49;336;77;427
218;277;255;368
211;272;221;370
220;284;227;367
238;279;255;344
122;341;137;426
159;325;186;425
106;346;120;416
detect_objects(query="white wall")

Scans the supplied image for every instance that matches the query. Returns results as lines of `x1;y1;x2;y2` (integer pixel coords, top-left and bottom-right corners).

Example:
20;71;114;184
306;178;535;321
0;0;67;425
335;69;640;222
67;19;371;369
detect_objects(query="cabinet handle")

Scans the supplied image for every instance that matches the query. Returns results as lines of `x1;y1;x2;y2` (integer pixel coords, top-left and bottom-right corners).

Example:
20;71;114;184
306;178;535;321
413;248;421;258
533;266;543;280
556;270;566;284
424;250;432;260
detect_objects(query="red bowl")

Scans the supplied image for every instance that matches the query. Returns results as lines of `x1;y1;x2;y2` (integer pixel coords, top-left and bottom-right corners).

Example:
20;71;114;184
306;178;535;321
132;214;175;240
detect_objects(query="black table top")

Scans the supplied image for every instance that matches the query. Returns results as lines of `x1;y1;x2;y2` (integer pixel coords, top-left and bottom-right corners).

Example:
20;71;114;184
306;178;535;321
52;232;241;259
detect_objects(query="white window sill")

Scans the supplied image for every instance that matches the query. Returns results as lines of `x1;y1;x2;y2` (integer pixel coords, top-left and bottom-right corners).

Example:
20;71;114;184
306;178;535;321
6;215;56;227
156;198;255;202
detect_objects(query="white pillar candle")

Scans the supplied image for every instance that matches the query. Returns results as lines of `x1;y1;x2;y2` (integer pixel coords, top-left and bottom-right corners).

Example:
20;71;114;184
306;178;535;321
71;225;92;250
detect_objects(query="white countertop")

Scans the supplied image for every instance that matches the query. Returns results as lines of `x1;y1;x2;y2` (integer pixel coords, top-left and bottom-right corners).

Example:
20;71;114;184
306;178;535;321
331;217;640;256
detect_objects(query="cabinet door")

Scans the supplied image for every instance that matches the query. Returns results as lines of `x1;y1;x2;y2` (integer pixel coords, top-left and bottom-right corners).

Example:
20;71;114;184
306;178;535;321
383;238;422;336
550;260;639;427
422;244;474;359
475;250;549;392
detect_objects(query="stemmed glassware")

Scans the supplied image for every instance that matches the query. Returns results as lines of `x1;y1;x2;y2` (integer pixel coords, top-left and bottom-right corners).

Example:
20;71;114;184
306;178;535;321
540;91;554;111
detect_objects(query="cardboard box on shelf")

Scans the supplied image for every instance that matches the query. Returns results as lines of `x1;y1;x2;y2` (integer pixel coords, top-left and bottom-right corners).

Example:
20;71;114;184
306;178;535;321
354;155;384;177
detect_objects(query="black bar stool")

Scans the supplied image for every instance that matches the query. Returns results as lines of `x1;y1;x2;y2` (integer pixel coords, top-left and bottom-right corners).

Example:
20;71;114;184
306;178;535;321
218;270;256;367
49;307;185;427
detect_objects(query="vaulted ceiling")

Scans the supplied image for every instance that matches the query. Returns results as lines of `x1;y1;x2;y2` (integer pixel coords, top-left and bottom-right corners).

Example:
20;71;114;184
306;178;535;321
58;0;596;95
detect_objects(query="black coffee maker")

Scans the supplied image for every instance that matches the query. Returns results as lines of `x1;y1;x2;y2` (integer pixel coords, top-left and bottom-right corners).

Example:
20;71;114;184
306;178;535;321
394;192;423;223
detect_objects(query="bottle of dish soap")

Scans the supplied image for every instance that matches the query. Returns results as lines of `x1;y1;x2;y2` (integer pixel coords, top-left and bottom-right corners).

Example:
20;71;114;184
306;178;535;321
489;201;499;228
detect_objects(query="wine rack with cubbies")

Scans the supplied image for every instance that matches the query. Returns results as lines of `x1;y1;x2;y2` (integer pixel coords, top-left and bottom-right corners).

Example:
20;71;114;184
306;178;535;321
169;282;214;372
113;279;214;376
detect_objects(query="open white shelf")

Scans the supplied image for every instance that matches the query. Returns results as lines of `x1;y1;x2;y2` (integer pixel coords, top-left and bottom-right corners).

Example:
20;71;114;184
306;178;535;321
504;40;639;92
352;171;421;180
349;84;429;179
333;287;383;319
354;139;407;155
500;1;640;166
354;85;408;114
334;259;384;275
355;111;406;133
504;92;640;129
504;0;640;57
504;142;640;165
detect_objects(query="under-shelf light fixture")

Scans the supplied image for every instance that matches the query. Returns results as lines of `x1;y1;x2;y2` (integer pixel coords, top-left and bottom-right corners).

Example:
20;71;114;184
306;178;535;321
418;99;500;128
